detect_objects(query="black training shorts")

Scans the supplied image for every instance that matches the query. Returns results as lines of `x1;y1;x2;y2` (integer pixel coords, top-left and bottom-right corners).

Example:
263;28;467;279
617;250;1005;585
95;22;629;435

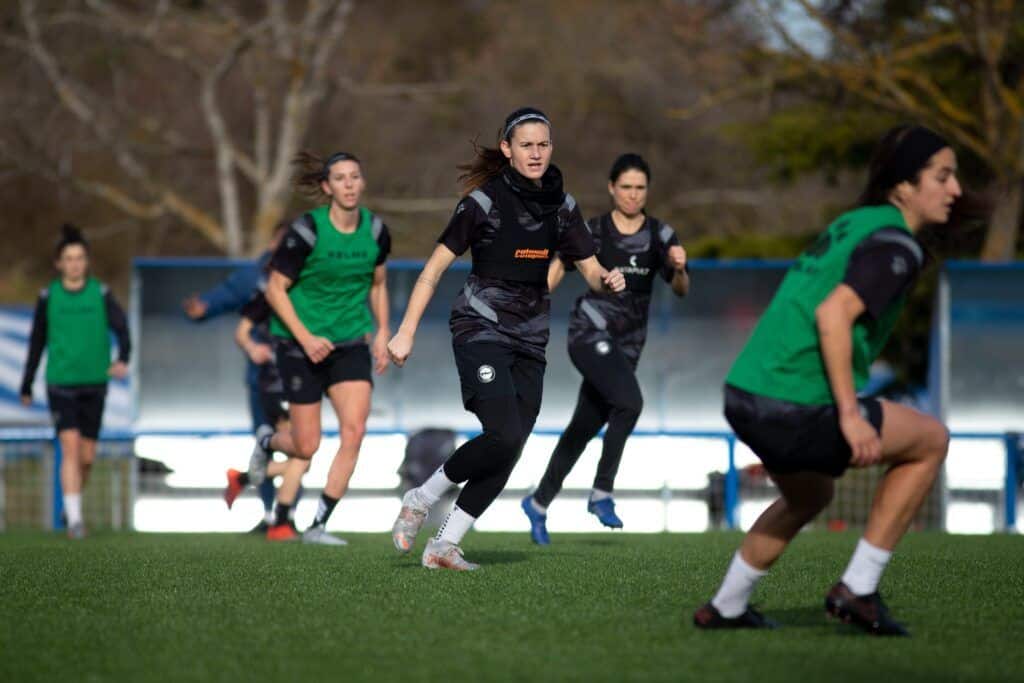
274;339;372;405
723;384;884;478
452;341;545;414
47;384;107;439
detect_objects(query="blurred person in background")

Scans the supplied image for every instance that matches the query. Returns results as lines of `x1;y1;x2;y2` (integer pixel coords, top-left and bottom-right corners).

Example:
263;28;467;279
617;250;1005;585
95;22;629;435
252;151;391;545
222;277;306;532
522;153;690;544
181;224;288;532
20;224;131;539
694;124;962;636
387;107;625;571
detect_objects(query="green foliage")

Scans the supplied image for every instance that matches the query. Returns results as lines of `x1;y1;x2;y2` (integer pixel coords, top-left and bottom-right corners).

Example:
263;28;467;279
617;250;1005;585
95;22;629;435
688;231;814;259
726;106;897;183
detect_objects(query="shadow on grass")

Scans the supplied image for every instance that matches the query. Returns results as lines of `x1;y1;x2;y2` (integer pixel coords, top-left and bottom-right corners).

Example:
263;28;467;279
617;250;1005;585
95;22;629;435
392;549;530;569
761;606;831;629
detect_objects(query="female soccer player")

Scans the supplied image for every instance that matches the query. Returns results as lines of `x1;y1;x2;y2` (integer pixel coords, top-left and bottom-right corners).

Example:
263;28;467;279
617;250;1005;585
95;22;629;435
223;285;304;530
521;153;689;543
20;225;131;539
387;107;626;571
252;151;391;545
693;124;960;636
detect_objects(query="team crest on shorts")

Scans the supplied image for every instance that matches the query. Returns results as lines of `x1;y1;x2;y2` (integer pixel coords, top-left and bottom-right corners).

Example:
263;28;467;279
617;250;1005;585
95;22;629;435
595;340;611;356
290;375;302;392
477;364;495;383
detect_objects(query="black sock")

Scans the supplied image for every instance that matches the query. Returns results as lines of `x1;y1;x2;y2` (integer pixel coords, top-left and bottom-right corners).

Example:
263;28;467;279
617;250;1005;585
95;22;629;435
238;471;251;486
274;502;292;526
311;493;339;528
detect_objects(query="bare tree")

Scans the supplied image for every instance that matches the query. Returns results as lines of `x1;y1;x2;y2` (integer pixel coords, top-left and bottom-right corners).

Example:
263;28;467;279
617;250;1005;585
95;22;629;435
0;0;353;256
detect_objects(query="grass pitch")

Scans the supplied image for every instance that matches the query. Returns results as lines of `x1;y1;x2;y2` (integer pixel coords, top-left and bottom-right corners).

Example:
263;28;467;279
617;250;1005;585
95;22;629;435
1;530;1021;682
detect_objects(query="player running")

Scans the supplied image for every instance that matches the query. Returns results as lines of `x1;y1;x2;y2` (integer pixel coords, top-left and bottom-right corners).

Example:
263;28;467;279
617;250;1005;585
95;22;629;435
20;224;131;539
387;107;625;571
252;151;391;544
693;124;961;636
521;153;689;543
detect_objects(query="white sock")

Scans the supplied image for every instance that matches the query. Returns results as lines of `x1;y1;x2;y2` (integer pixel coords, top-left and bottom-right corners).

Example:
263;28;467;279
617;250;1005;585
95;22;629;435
263;509;275;524
841;538;892;596
64;493;83;526
711;551;768;618
529;496;547;515
436;505;476;545
419;466;457;505
590;488;612;502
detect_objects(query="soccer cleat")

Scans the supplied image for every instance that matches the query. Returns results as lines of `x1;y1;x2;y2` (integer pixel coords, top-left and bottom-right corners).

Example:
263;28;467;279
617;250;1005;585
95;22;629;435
692;602;778;630
66;522;86;540
266;522;298;542
248;519;270;535
392;488;429;554
825;582;909;636
224;469;245;509
302;525;348;546
587;497;624;529
520;495;550;545
421;538;479;571
247;424;274;485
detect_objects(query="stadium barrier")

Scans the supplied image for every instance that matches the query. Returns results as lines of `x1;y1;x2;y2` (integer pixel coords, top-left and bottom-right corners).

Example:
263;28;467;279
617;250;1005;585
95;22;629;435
0;260;1020;534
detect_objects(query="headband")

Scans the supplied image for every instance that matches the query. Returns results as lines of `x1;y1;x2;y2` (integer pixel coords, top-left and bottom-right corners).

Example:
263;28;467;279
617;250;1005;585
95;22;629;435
502;113;551;141
879;127;949;190
322;152;359;178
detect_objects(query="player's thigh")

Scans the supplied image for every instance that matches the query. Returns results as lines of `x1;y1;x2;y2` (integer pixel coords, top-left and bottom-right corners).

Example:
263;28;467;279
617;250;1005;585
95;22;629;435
326;380;372;433
878;400;949;466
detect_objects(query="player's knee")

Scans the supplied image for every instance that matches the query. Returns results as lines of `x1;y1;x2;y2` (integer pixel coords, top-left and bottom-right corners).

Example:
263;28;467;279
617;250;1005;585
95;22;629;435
927;422;950;464
340;422;366;445
613;393;643;423
485;428;526;463
787;487;833;520
295;438;320;460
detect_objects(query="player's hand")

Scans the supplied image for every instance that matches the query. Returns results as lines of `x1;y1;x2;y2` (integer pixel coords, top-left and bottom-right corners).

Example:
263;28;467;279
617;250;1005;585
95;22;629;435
667;245;687;271
602;268;625;293
300;335;333;364
182;295;208;320
387;331;414;368
108;361;129;380
20;393;31;407
840;412;882;467
372;330;390;375
247;343;274;365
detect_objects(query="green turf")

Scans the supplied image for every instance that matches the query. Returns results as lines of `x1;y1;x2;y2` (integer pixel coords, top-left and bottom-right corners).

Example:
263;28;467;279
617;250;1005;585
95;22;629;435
1;531;1021;682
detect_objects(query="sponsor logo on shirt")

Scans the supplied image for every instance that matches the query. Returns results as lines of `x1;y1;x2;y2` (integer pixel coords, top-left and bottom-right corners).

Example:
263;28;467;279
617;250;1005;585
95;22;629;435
514;248;549;260
327;249;369;260
477;364;495;383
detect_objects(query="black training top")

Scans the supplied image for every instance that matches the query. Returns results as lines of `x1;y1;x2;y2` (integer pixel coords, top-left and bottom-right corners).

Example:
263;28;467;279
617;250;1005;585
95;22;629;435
438;167;595;361
565;213;680;364
841;227;925;319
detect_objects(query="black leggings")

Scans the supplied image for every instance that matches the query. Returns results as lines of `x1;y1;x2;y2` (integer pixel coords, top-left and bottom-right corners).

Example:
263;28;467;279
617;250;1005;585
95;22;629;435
443;342;544;517
533;340;643;507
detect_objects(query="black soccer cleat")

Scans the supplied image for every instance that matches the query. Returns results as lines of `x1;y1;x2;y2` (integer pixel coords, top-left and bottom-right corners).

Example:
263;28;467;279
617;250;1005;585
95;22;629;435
693;602;778;630
825;582;909;637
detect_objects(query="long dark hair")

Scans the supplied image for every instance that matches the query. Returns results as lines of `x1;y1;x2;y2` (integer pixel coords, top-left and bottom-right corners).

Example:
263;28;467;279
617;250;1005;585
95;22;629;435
861;124;990;254
54;223;88;259
457;107;551;194
293;150;362;201
609;153;651;184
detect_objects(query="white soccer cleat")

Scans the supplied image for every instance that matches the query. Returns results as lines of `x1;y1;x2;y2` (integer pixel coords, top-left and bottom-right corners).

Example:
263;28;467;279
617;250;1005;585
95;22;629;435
248;424;274;485
301;526;348;546
421;538;479;571
392;488;429;554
